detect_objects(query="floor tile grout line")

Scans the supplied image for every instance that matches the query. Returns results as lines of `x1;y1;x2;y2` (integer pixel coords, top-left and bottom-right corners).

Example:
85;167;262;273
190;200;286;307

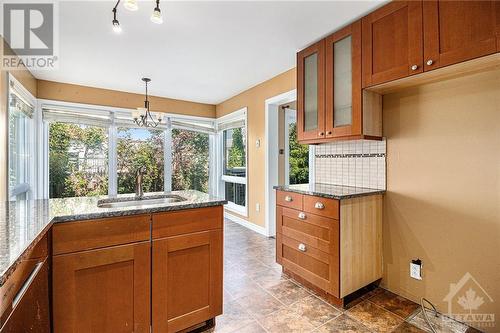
365;298;414;322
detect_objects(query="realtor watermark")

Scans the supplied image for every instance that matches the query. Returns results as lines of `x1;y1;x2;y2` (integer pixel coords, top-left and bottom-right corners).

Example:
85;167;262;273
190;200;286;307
1;1;59;70
444;272;495;329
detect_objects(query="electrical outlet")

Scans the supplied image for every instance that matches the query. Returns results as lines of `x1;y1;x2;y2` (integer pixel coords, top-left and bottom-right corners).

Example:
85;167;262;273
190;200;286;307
410;259;422;280
255;203;260;212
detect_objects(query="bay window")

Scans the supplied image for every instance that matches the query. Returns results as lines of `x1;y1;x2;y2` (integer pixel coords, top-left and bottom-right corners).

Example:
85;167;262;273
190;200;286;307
40;100;216;199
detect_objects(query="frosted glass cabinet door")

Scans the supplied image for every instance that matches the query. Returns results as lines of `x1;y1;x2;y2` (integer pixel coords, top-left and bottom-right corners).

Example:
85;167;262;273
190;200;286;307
297;40;325;141
304;53;318;131
333;36;352;127
325;21;362;138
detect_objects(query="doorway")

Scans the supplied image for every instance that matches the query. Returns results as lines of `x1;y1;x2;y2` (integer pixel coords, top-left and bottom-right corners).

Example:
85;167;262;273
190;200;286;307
265;90;315;237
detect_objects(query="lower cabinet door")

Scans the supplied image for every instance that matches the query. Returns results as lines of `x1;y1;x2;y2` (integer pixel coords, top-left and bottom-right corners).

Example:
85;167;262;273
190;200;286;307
0;259;50;333
53;242;151;333
153;230;223;333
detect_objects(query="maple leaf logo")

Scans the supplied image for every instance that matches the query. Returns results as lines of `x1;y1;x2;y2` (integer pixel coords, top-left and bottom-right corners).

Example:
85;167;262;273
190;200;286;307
457;288;484;312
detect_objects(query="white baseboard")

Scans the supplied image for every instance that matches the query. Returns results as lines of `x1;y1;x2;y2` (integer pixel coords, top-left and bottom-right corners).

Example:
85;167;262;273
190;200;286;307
224;211;269;237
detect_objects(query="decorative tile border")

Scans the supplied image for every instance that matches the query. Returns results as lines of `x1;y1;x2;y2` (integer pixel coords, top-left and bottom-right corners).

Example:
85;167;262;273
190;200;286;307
315;153;386;159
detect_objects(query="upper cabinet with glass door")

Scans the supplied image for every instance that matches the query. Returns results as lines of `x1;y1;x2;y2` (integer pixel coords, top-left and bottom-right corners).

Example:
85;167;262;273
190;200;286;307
297;40;325;142
325;21;362;139
296;20;382;144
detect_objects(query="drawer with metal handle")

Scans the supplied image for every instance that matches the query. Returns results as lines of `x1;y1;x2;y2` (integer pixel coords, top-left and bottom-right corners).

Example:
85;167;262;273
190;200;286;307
279;207;335;254
303;195;339;219
276;190;303;210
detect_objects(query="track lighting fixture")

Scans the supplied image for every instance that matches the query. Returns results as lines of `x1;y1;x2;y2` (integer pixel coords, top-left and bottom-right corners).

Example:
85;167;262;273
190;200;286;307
111;0;163;32
123;0;138;11
151;0;163;24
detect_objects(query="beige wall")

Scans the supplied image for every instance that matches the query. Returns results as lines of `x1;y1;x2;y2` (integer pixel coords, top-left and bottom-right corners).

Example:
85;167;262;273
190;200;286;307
382;70;500;332
38;80;216;118
0;38;38;201
216;68;296;226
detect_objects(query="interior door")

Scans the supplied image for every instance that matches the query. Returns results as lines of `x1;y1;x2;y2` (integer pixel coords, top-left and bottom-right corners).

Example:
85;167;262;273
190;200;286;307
297;40;325;141
325;21;362;138
362;1;424;87
152;230;223;333
53;242;151;333
423;0;499;71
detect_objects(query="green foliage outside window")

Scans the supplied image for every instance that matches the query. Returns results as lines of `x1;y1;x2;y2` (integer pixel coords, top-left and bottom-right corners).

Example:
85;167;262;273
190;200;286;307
117;128;164;194
171;129;209;193
49;123;108;198
288;123;309;184
227;127;245;170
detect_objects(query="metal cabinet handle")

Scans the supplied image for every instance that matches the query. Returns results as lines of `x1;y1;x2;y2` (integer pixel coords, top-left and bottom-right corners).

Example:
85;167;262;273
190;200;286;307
298;212;306;220
284;195;293;202
326;131;332;135
314;202;325;210
426;59;434;66
12;262;43;308
318;132;324;136
411;64;418;71
298;243;307;252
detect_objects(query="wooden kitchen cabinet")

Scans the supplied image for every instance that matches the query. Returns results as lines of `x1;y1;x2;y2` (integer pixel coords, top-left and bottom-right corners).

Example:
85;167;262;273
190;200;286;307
53;241;151;333
0;234;49;333
0;259;50;333
423;0;500;71
297;40;326;142
362;1;424;87
276;190;382;307
152;207;223;333
297;21;382;144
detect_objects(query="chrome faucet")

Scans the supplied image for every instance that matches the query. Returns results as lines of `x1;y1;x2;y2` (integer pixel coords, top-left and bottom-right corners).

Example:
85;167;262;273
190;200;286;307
135;166;147;199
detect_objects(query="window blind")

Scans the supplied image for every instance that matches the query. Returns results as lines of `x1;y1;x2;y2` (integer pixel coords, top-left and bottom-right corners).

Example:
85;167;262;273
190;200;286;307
42;105;112;127
217;119;245;131
9;92;34;118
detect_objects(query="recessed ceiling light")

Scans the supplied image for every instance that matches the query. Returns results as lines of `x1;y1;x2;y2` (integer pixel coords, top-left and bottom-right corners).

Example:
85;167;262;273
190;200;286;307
124;0;138;11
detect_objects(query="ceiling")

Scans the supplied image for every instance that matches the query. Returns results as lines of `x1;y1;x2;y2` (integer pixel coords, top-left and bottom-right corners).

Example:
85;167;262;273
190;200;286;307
33;1;385;105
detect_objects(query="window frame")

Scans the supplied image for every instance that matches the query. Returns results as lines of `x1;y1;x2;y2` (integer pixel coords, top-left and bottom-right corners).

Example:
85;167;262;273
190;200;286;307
38;99;216;199
7;74;37;200
216;107;248;217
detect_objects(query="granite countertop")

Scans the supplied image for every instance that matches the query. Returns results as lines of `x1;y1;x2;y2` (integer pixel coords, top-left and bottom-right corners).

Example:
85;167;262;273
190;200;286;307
0;190;226;286
273;183;385;200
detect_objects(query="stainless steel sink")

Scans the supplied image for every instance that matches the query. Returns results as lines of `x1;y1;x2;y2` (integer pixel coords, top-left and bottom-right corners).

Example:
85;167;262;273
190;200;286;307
97;194;186;208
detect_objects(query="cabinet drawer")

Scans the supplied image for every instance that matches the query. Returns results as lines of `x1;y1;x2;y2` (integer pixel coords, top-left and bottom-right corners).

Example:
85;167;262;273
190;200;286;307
303;195;339;219
1;234;48;325
152;206;223;239
276;191;303;210
278;207;334;254
280;235;331;292
53;215;151;255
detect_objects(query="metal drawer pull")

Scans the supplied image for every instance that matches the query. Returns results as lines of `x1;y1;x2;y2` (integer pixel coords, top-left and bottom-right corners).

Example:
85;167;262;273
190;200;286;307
314;202;325;210
12;262;43;308
298;243;307;252
298;212;306;220
284;195;293;202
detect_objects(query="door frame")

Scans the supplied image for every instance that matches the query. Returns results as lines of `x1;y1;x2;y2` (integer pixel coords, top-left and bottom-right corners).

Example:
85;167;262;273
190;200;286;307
283;108;296;186
265;89;315;237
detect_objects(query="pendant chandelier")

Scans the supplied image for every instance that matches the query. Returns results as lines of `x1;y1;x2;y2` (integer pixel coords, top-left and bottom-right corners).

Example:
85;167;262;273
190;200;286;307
132;78;162;128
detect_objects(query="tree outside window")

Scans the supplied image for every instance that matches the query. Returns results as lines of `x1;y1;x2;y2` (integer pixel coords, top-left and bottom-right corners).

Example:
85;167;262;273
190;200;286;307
49;123;108;198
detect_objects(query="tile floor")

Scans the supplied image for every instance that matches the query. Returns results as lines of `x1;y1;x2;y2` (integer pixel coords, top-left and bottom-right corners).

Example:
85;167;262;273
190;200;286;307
206;220;480;333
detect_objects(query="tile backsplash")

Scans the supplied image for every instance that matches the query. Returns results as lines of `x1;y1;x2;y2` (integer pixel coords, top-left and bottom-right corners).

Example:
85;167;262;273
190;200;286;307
315;140;386;190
